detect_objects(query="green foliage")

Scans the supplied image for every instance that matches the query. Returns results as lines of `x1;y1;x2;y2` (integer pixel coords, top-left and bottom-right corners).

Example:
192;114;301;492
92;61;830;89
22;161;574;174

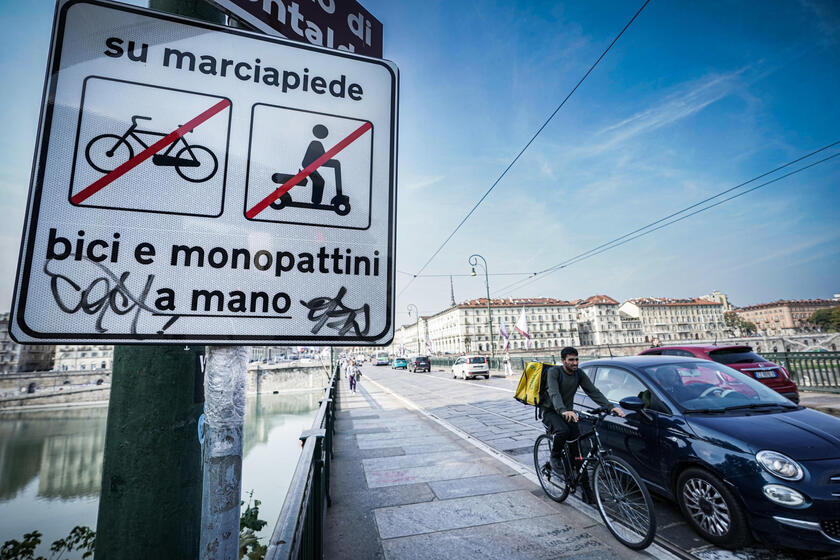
724;311;757;333
3;493;266;560
1;527;95;560
240;490;268;560
810;307;840;332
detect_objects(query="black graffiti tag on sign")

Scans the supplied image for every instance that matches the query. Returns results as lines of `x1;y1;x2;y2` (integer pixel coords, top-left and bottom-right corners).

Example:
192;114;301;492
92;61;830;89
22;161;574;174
209;0;383;58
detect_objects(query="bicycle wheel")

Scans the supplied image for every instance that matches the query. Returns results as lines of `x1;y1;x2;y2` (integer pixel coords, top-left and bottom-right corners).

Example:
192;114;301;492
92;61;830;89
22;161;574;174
175;145;218;183
85;134;134;174
593;455;656;550
533;434;570;502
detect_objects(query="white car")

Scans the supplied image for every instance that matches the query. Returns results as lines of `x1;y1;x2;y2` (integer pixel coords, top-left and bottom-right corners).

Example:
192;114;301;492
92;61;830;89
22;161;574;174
451;355;490;380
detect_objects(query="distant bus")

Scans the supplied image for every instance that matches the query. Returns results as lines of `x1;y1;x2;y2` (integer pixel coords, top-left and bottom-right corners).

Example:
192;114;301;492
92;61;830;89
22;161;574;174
374;351;389;366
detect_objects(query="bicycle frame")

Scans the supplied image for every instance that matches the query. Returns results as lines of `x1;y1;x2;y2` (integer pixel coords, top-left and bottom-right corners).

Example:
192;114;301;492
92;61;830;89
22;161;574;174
558;410;611;488
109;120;197;160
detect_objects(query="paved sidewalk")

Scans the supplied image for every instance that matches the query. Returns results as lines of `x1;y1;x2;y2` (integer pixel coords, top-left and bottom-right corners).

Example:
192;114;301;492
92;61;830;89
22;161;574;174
324;374;672;560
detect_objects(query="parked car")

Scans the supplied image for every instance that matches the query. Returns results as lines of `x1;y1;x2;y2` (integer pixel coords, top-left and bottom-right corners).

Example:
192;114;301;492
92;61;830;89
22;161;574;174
408;356;430;373
572;355;840;552
639;345;799;403
391;357;408;369
452;355;489;379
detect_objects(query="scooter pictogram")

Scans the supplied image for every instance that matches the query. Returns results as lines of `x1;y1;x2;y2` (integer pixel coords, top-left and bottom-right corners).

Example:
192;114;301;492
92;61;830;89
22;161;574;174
270;124;351;216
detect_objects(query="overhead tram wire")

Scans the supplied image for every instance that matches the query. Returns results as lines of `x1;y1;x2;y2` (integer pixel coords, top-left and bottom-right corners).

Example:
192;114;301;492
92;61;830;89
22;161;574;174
397;270;535;278
493;149;840;296
397;0;651;299
493;139;840;295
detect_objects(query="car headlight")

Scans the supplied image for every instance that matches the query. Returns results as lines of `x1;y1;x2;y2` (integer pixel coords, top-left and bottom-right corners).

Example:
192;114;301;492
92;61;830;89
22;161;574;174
763;484;806;507
756;450;804;481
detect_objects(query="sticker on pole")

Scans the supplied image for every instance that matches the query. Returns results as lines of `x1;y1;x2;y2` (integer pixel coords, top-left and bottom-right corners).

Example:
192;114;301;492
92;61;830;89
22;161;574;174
10;0;398;346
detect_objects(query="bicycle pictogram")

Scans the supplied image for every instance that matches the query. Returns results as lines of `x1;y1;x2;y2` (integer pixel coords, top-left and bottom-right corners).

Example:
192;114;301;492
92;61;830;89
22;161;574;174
85;115;218;183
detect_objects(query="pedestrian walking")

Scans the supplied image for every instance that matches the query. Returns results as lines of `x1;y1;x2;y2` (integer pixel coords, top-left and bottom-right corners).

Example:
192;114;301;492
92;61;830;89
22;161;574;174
353;366;362;393
348;360;357;393
503;353;513;377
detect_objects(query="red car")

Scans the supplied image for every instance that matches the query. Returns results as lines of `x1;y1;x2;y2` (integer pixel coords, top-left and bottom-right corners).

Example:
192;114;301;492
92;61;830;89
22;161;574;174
638;345;799;403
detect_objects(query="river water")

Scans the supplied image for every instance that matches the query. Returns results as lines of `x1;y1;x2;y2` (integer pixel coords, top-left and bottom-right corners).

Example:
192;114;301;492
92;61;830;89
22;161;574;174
0;390;321;556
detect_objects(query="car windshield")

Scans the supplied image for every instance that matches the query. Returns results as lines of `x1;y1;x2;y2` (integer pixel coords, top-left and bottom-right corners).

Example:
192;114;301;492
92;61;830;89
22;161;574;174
642;361;794;412
708;347;767;364
468;357;486;364
416;357;429;363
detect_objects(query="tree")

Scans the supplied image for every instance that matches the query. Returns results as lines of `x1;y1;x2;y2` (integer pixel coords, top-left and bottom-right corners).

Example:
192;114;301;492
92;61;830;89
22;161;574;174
724;312;756;334
810;307;840;332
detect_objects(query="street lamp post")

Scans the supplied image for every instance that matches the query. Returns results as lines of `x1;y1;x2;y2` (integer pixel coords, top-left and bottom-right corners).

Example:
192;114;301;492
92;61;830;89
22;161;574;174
469;254;494;358
407;304;420;355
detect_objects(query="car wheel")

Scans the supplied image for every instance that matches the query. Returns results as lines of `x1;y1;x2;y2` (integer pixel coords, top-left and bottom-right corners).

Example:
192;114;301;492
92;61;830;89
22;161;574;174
676;468;750;549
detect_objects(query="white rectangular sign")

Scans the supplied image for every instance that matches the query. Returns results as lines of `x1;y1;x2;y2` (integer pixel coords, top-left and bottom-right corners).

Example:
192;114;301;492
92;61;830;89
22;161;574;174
10;0;398;345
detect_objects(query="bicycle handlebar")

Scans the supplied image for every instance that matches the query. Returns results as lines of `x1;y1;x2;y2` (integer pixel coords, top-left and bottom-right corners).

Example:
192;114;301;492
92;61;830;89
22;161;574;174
577;405;616;422
131;115;152;124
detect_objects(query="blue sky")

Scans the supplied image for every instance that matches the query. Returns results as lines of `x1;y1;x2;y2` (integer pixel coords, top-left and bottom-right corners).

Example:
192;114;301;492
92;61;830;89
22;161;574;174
1;0;839;325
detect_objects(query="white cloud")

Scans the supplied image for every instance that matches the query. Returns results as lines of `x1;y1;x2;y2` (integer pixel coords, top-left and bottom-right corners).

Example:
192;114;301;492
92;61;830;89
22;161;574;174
403;175;444;191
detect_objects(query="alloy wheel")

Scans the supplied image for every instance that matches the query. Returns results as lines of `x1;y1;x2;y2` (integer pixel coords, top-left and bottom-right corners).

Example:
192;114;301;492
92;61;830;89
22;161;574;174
682;477;730;536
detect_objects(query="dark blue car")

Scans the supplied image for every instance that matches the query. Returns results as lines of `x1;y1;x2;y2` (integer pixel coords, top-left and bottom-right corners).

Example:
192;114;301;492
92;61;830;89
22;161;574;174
573;356;840;552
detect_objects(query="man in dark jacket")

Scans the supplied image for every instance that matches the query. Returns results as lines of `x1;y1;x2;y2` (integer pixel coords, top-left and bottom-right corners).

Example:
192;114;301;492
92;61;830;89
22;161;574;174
543;347;624;475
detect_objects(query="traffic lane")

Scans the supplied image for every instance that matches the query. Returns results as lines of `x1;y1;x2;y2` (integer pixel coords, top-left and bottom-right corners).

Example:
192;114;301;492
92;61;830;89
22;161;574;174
363;366;836;560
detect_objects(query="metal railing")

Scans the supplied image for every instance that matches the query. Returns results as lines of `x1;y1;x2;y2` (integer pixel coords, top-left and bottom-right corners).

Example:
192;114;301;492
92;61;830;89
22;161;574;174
265;364;338;559
765;351;840;393
431;354;608;373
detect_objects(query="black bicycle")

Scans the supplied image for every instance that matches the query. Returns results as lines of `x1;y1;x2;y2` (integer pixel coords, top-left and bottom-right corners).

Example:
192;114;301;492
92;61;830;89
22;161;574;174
85;115;218;183
533;406;656;550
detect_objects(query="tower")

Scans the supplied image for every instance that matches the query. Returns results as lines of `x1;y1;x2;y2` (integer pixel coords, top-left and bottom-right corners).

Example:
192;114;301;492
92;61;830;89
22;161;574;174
449;275;456;307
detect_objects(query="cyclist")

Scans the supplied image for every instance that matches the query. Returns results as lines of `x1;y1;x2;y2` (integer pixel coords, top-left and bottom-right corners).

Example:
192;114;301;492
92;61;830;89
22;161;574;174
542;347;624;492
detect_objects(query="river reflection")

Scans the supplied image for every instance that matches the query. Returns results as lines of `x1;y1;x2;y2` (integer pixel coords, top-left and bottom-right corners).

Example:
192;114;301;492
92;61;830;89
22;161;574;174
0;390;321;554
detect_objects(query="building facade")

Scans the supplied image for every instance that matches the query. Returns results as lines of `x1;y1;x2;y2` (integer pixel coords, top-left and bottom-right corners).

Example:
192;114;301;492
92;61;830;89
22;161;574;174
701;290;734;312
576;295;644;346
619;297;726;343
735;299;839;335
393;298;582;356
52;345;113;371
0;313;55;373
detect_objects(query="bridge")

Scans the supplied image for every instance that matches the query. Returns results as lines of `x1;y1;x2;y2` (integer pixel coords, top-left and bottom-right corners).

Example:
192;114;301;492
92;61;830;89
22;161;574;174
264;361;840;560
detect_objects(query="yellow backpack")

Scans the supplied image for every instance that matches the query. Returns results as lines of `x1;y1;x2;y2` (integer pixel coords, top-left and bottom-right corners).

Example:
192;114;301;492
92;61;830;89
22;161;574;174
514;362;554;408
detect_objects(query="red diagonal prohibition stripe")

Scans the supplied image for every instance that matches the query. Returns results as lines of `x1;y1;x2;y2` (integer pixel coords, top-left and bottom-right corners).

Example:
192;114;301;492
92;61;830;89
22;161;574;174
71;99;231;205
246;121;372;219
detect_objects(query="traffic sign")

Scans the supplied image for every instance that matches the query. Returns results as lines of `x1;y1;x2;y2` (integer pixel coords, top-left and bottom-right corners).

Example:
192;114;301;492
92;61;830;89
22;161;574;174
10;0;398;345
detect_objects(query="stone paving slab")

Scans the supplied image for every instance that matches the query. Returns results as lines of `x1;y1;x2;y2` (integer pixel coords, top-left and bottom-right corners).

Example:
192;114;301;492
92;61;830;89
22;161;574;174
373;490;558;539
362;450;473;471
365;460;499;488
381;514;622;560
427;473;531;500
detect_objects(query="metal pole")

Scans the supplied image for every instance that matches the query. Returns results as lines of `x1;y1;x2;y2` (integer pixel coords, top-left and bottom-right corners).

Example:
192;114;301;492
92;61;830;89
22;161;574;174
407;304;419;355
200;346;249;559
469;254;494;358
94;346;205;560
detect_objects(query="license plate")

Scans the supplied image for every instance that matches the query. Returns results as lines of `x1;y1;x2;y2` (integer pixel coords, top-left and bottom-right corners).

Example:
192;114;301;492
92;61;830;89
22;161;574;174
755;370;777;379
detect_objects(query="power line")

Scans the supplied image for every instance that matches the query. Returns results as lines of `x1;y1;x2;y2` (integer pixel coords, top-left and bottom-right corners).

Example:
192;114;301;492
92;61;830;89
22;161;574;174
397;0;651;299
493;148;840;296
400;137;840;286
397;269;535;278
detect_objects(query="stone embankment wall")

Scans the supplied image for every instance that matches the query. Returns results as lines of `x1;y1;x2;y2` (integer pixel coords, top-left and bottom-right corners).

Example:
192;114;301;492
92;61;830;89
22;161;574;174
0;363;326;409
0;370;111;393
246;363;329;394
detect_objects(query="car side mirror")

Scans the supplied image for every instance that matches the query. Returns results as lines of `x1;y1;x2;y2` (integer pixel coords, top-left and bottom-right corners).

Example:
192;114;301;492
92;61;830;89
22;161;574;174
619;396;645;411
